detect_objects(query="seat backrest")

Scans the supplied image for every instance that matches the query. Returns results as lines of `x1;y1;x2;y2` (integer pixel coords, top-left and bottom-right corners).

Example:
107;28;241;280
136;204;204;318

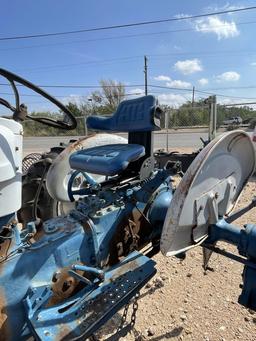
86;95;162;133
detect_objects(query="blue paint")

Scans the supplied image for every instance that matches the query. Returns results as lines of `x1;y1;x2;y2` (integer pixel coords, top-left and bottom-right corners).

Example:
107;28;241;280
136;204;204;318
69;144;145;176
0;165;171;340
25;251;156;340
206;220;256;311
87;95;161;132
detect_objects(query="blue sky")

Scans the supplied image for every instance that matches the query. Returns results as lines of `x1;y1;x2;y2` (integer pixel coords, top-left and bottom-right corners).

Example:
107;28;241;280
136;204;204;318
1;0;256;111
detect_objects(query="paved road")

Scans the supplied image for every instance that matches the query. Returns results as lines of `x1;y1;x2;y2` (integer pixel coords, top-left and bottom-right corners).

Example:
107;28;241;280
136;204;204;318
23;131;209;155
23;130;254;155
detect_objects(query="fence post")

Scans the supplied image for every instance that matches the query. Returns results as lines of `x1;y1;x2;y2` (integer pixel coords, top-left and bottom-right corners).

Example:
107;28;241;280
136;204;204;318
165;109;169;151
212;95;217;139
208;95;217;141
83;117;88;137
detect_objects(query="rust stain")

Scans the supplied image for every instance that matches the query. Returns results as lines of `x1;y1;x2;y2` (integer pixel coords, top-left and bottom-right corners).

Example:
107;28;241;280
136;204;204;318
0;239;15;275
81;219;93;233
49;137;88;171
111;257;140;282
56;325;75;341
48;265;84;306
0;292;10;341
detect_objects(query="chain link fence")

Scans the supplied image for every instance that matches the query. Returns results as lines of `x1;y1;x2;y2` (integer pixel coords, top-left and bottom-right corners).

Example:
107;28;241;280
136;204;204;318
164;105;210;130
215;103;256;134
22;95;223;140
22;116;87;137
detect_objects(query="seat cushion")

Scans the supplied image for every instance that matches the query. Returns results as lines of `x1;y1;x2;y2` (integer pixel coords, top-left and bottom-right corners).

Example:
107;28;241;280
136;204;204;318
69;144;145;176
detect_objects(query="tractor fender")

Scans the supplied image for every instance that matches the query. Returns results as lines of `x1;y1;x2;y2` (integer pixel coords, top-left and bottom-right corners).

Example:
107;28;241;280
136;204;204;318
46;133;127;202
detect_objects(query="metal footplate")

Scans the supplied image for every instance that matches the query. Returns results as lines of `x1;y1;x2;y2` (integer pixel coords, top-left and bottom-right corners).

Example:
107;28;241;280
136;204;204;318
25;251;156;340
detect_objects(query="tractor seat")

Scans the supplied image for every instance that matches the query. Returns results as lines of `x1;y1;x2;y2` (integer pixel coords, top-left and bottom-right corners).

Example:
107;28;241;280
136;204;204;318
69;144;145;176
86;95;161;132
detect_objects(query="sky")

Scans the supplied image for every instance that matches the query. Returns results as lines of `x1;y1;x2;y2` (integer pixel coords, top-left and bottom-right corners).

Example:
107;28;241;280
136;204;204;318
1;0;256;112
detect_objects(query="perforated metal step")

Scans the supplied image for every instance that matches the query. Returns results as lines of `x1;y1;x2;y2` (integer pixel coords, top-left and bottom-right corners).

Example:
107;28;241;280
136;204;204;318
25;251;156;340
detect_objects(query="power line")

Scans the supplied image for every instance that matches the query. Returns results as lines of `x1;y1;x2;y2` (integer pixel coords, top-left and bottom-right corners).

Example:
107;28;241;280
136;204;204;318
0;83;145;89
203;85;256;91
0;6;255;42
12;56;142;73
4;43;256;74
219;101;256;107
149;84;256;100
1;19;256;52
149;84;192;92
2;81;256;101
0;91;145;100
196;89;256;100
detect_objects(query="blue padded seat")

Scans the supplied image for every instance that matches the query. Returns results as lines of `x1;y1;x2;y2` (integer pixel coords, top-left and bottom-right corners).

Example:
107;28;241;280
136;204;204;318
87;95;161;132
69;144;145;176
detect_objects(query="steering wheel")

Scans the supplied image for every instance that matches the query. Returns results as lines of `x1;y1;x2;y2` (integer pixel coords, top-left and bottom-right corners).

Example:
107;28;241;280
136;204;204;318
0;68;77;130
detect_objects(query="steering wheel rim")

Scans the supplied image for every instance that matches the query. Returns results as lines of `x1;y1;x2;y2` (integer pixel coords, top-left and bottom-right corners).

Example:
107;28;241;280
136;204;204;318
0;68;77;130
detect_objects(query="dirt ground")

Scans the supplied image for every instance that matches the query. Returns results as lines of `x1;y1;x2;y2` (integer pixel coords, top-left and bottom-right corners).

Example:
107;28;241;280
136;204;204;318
96;171;256;341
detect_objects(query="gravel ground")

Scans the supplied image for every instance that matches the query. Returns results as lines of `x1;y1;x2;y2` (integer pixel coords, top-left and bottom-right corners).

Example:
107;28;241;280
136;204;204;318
96;175;256;341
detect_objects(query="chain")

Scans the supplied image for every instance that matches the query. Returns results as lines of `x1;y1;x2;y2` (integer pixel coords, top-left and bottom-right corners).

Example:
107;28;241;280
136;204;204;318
117;291;140;333
130;292;140;327
117;302;130;332
87;293;141;341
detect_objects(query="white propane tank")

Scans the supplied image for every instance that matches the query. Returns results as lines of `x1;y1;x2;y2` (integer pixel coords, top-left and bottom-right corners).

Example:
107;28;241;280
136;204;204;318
0;118;23;217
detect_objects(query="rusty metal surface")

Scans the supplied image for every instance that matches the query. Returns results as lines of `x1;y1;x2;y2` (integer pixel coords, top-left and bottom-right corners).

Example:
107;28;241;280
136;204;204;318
0;292;9;341
48;266;82;306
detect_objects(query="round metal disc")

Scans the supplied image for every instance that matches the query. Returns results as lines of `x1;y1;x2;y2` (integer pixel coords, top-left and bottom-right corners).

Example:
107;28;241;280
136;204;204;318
161;131;255;257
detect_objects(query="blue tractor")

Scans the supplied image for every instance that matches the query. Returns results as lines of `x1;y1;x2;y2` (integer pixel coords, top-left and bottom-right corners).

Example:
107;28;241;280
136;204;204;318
0;69;256;340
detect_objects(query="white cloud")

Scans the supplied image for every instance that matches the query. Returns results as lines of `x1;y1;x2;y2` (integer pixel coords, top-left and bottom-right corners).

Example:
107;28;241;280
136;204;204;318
174;59;202;75
216;71;240;82
158;93;187;107
195;16;239;40
198;78;209;86
251;62;256;67
154;75;171;82
62;94;83;105
128;88;144;97
205;3;245;13
166;80;191;88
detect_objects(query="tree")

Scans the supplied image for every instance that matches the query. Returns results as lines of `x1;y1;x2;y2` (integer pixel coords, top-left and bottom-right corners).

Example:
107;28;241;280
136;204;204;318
22;79;126;136
65;102;82;117
89;79;126;114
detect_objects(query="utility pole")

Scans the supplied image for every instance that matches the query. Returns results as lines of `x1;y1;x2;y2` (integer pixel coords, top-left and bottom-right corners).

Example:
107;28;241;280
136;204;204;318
144;55;148;96
192;86;195;106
